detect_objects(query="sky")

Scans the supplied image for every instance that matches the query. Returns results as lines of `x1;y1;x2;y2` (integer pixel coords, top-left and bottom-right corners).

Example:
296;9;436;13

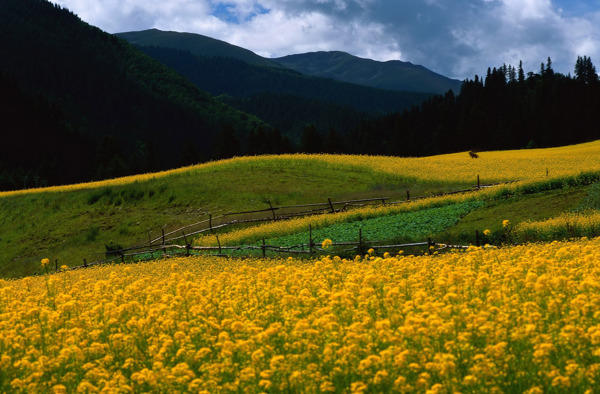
51;0;600;80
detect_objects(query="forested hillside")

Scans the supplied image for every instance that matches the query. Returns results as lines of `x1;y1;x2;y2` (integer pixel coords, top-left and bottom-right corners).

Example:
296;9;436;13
0;0;266;190
121;43;430;141
346;58;600;156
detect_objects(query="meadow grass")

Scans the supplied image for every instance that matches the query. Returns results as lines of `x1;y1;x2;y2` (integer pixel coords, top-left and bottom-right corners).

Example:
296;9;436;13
195;175;598;249
0;159;424;278
2;140;600;278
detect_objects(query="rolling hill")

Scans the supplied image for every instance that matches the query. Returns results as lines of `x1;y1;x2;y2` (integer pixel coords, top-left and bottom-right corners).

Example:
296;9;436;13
2;140;600;278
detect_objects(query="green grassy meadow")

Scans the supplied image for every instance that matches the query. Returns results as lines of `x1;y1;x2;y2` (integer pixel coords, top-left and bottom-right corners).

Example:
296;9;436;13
0;158;442;278
0;155;597;278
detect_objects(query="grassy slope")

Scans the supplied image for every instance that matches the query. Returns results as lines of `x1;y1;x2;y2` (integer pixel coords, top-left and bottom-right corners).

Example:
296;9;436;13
1;141;599;278
0;159;422;278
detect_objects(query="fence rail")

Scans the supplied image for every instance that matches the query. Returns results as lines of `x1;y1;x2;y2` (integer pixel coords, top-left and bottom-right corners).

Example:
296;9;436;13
63;238;472;272
136;175;512;249
60;175;513;272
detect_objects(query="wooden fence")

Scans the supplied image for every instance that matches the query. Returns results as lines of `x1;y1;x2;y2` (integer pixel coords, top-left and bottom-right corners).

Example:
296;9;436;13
59;175;509;272
62;236;470;272
129;174;511;250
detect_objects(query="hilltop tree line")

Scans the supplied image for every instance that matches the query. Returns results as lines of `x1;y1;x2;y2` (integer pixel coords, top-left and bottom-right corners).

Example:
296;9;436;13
213;56;600;159
334;56;600;156
4;54;600;191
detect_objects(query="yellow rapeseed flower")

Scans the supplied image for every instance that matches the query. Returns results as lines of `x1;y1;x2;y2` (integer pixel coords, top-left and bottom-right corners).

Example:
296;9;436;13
321;239;333;249
2;236;600;391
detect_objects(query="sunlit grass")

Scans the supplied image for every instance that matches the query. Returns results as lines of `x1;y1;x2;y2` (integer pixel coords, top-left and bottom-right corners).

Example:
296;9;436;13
2;140;600;278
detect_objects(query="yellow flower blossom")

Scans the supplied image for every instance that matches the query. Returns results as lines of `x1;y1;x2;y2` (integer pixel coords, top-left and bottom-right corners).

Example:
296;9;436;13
1;237;600;391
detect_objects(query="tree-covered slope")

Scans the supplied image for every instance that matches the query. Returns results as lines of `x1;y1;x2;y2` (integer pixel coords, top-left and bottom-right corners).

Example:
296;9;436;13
0;0;266;190
347;60;600;156
115;40;430;142
116;34;432;115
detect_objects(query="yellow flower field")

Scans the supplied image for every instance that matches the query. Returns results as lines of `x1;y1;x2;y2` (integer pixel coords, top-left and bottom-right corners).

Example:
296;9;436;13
328;139;600;183
3;140;600;198
2;237;600;392
516;211;600;242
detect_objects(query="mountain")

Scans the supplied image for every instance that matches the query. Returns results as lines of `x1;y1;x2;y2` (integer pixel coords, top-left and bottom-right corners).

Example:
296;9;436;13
0;0;266;190
116;30;432;140
131;44;430;114
117;29;282;68
274;51;463;94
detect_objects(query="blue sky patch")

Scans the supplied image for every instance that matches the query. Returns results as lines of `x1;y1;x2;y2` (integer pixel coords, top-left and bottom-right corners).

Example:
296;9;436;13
212;2;269;24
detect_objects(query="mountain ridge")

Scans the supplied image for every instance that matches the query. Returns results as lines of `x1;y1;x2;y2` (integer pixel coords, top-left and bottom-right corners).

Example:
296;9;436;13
116;29;461;95
117;28;283;68
115;29;436;140
273;51;463;94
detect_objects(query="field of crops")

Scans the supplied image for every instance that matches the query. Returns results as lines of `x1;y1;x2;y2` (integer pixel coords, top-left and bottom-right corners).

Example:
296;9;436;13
255;201;485;253
3;139;600;199
2;236;600;392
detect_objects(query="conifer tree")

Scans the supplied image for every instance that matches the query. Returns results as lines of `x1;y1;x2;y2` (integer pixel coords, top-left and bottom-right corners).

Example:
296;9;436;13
575;56;598;85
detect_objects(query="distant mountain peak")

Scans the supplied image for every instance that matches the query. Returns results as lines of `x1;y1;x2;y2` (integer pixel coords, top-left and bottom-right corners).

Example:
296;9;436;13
116;29;283;68
273;51;462;94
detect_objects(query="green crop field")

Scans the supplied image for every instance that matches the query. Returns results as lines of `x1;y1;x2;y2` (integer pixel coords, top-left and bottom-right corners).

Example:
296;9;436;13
2;143;600;278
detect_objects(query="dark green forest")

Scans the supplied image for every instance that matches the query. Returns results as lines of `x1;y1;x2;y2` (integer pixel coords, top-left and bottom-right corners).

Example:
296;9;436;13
344;57;600;156
131;45;427;141
2;0;600;192
0;0;266;190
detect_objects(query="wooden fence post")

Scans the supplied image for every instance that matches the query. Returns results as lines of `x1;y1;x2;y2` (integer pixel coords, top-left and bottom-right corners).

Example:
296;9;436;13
328;198;335;213
406;189;410;201
262;238;266;258
84;258;87;268
268;201;277;220
55;259;58;271
182;231;190;256
162;228;165;245
428;238;434;255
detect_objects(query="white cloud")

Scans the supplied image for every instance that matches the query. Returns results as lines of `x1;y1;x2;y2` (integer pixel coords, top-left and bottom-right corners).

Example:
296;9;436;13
52;0;600;80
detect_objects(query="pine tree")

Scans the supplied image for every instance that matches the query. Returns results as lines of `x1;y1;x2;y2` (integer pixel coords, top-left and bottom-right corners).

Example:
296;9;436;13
575;56;598;85
518;60;525;83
